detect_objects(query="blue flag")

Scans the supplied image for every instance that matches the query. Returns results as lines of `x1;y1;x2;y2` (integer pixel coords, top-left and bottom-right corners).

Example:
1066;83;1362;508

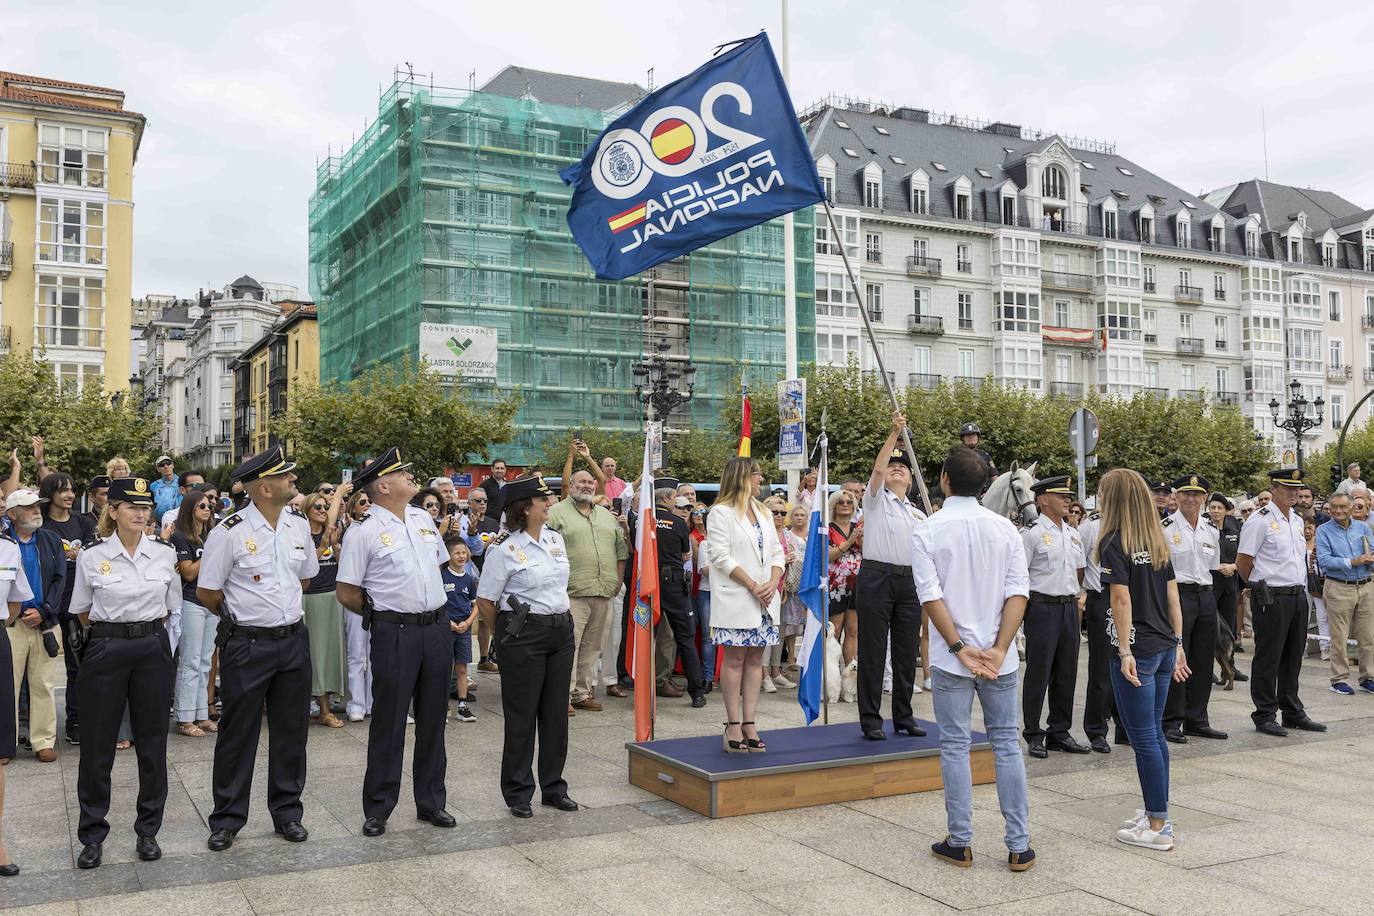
561;33;824;280
797;438;829;725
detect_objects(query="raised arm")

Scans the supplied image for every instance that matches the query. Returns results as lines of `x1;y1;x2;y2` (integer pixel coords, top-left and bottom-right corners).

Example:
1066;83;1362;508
870;411;906;497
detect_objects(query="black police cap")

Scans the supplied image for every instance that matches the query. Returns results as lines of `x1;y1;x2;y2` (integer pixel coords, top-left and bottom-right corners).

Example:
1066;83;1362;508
88;475;112;491
887;448;913;470
1172;474;1210;494
1031;475;1073;495
108;477;154;507
351;447;412;490
232;444;297;485
503;474;554;504
1267;467;1304;488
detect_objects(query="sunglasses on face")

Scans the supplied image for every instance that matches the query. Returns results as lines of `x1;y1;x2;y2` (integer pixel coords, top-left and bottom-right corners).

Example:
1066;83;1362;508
771;510;788;517
423;501;439;510
320;486;336;494
311;503;328;511
691;509;706;517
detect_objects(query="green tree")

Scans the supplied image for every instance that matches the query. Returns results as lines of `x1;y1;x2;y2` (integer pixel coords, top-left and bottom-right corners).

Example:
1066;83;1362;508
0;353;159;486
272;356;519;485
1305;414;1374;496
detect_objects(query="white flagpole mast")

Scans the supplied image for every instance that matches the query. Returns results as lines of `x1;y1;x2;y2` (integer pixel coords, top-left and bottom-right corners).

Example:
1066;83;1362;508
820;200;933;514
781;0;799;499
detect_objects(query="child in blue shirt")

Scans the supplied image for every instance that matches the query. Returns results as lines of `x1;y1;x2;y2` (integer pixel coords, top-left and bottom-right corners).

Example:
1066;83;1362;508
441;535;479;721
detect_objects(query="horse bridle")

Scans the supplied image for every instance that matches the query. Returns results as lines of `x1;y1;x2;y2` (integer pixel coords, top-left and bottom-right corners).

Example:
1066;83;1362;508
1011;478;1036;524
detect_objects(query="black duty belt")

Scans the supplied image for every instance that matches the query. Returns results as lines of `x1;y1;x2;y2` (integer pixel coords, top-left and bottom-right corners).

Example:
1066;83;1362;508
1029;591;1076;604
229;621;303;640
864;560;913;574
1326;577;1373;586
501;610;571;627
1269;585;1304;596
89;620;164;639
1178;583;1213;593
372;609;443;626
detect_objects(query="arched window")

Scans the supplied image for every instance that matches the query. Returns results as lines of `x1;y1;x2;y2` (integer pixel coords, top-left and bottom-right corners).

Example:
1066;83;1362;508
1041;165;1067;200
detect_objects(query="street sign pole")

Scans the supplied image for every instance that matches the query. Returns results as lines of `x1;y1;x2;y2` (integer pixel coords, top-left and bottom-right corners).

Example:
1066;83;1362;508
1069;408;1100;505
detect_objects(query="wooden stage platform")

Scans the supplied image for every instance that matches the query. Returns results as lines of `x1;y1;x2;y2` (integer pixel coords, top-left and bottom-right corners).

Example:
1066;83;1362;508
627;720;993;818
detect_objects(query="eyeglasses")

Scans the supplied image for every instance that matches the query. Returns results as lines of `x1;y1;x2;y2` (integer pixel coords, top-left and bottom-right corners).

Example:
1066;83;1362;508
691;509;706;517
311;503;328;511
423;501;439;510
320;486;336;494
771;510;788;517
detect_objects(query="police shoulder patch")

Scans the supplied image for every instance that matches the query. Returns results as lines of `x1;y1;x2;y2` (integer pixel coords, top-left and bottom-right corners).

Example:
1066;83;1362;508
288;506;307;519
490;530;511;548
151;536;175;549
221;512;245;530
1088;512;1100;521
1257;506;1272;516
1161;516;1174;528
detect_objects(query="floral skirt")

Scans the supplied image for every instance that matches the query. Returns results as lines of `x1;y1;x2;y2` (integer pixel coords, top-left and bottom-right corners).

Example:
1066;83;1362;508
712;608;780;647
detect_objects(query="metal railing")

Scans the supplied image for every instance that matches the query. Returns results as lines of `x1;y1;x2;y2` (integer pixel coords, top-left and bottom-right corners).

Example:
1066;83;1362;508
0;162;35;190
1176;337;1205;355
1042;271;1092;291
1048;381;1083;398
1364;368;1374;384
0;241;12;277
1175;285;1203;304
1177;389;1205;400
1143;281;1157;293
907;313;944;335
956;260;972;273
1363;314;1374;330
863;370;896;388
1216;392;1240;406
905;255;942;277
952;376;983;390
907;372;941;390
1328;365;1353;381
0;326;10;353
1144;333;1158;344
1142;387;1169;398
1214;339;1227;351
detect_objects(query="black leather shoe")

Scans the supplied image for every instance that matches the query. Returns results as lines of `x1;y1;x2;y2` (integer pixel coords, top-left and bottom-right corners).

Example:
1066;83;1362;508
76;843;102;869
1046;735;1090;754
361;817;387;837
541;795;579;812
418;810;457;828
1164;729;1188;744
892;719;927;738
0;863;18;877
207;828;235;852
1232;670;1249;682
509;803;533;818
1282;716;1327;732
136;835;161;861
1256;720;1288;737
1184;725;1228;740
1027;738;1048;759
1113;730;1131;746
862;728;887;741
690;693;707;708
65;724;80;746
275;821;309;843
1089;737;1111;754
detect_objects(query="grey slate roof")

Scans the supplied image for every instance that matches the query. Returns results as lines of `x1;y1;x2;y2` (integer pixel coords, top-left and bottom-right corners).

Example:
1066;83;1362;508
480;66;644;112
1205;179;1372;268
805;104;1250;252
230;274;263;290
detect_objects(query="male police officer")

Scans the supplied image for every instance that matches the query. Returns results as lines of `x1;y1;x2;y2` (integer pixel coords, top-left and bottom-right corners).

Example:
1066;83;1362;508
1237;468;1327;737
1021;476;1088;758
197;446;319;851
1162;474;1226;743
959;422;997;477
336;448;454;836
652;475;705;707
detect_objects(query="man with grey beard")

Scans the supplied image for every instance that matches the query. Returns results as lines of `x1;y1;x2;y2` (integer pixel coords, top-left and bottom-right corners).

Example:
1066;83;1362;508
548;438;627;712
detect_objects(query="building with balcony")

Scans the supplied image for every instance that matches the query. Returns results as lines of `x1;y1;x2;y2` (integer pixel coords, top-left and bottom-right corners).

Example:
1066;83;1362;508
0;71;145;391
230;303;318;463
801;96;1374;453
137;301;198;454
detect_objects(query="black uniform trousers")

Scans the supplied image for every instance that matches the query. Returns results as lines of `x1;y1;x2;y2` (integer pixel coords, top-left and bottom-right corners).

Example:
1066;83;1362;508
1082;589;1118;740
856;561;922;733
1165;584;1218;731
59;611;82;731
497;611;574;806
1022;593;1080;742
76;627;173;845
363;616;450;821
1214;575;1239;644
1250;588;1309;725
210;627;312;832
659;567;704;696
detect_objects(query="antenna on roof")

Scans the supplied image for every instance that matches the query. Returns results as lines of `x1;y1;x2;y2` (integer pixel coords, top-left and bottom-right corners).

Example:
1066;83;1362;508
469;69;476;91
647;67;654;91
1261;106;1270;181
404;61;415;82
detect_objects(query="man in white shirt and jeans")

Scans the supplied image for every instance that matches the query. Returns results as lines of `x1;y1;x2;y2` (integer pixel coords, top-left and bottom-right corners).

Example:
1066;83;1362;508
912;447;1035;872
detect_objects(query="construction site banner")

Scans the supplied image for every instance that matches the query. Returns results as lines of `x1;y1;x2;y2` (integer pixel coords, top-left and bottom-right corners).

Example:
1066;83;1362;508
419;323;498;379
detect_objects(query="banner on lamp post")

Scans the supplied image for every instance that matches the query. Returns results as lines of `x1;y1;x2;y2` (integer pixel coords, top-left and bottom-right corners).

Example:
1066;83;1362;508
777;378;807;471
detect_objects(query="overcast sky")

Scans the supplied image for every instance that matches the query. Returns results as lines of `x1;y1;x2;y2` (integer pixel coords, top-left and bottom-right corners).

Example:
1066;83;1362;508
12;0;1374;297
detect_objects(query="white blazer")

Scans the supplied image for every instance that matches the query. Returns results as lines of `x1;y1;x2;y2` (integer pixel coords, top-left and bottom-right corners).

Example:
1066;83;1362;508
705;501;785;630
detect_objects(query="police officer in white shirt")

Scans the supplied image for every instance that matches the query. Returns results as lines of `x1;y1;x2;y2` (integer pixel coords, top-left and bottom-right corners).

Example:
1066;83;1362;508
1077;507;1118;753
336;448;453;837
476;474;579;818
1162;473;1226;743
0;532;33;876
69;478;180;869
197;446;319;852
1237;468;1327;737
1021;476;1088;758
856;411;928;741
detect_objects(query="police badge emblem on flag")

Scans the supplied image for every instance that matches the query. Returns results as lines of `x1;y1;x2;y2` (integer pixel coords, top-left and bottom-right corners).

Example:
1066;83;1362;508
561;32;824;280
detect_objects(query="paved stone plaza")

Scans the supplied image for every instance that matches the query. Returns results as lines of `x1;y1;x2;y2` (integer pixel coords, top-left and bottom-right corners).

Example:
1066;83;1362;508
2;646;1371;914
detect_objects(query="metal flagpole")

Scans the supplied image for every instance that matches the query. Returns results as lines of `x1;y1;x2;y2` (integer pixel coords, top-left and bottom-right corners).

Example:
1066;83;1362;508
781;0;800;499
820;200;933;514
819;409;830;725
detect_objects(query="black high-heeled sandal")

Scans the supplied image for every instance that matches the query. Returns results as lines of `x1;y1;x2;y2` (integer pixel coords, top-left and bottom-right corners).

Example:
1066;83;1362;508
723;721;747;754
742;721;766;753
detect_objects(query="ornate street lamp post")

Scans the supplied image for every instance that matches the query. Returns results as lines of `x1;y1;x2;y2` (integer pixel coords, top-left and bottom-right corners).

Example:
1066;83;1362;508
632;341;696;426
1269;378;1324;472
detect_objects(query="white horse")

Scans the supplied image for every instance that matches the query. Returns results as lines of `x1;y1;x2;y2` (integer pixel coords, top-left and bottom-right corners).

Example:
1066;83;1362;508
983;461;1040;527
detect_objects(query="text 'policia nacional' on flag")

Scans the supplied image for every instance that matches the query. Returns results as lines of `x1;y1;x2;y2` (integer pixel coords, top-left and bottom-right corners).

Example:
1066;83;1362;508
560;33;825;280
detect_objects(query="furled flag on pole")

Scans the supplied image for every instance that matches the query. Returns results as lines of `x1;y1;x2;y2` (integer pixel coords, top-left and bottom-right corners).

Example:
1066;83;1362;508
560;33;824;279
626;430;661;741
796;432;829;724
737;389;752;457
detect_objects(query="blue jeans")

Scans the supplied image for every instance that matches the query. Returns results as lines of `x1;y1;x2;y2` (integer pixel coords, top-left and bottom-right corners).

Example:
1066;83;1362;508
932;666;1030;852
1110;648;1174;818
694;591;714;683
175;599;219;721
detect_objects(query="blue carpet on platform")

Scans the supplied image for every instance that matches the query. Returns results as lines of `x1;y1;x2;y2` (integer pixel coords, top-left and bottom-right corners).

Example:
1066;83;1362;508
630;720;988;779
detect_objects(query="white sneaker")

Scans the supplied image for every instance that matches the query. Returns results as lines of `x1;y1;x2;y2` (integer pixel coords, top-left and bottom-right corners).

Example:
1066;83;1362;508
347;712;364;723
773;673;796;689
923;677;933;691
309;700;321;717
761;676;777;694
1120;808;1148;830
1320;649;1331;661
1117;820;1174;851
406;714;415;724
912;683;924;694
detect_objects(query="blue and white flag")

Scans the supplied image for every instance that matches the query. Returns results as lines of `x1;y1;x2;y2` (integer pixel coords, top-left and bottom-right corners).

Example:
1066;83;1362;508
561;33;824;280
797;435;829;725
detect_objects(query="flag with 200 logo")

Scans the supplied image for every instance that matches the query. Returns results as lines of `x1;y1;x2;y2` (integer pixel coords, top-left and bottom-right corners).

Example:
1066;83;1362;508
561;33;824;280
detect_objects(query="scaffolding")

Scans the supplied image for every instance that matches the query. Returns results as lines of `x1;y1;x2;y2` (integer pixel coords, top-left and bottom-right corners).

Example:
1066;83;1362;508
309;77;816;463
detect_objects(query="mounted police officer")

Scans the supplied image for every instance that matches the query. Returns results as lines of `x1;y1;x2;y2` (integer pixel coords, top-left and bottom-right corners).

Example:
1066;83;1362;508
1162;474;1226;743
197;446;319;852
336;448;454;837
959;422;997;477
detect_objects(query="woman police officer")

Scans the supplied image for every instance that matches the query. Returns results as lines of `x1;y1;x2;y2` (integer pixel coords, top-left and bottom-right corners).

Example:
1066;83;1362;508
69;478;181;869
474;475;579;819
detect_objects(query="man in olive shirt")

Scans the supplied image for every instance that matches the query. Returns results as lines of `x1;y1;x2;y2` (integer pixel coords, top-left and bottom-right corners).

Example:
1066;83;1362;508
548;441;628;712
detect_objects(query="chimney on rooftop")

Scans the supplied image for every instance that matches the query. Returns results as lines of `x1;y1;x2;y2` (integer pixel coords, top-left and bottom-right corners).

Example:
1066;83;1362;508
984;122;1022;138
893;107;929;123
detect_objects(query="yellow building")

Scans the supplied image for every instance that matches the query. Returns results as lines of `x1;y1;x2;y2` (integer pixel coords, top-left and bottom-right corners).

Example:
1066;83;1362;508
0;71;144;390
232;303;318;461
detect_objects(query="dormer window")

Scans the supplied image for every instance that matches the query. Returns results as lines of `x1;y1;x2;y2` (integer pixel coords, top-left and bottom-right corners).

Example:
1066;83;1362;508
1246;228;1259;256
1176;212;1191;249
1104;208;1118;239
1139;217;1154;244
1210;217;1225;253
1001;194;1016;226
1289;237;1303;262
910;169;929;214
1041;165;1067;200
1323;243;1335;267
820;175;834;203
863;163;883;209
956;192;970;220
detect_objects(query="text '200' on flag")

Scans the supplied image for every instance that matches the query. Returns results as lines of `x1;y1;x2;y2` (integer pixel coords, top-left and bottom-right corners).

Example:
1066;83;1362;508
560;33;825;280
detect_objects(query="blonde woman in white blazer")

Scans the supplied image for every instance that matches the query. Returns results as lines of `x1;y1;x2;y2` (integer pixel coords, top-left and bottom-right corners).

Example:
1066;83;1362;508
706;457;785;753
